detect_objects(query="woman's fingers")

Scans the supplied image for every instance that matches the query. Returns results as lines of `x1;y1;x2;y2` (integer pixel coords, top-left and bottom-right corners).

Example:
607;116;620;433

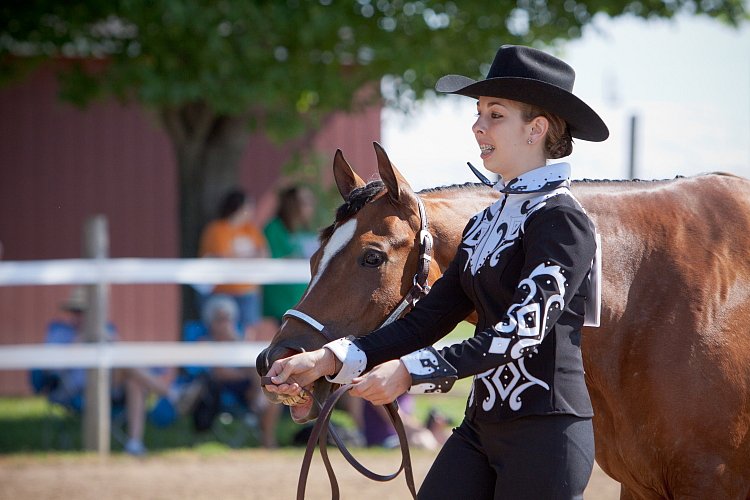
272;357;302;385
350;360;411;405
264;350;329;390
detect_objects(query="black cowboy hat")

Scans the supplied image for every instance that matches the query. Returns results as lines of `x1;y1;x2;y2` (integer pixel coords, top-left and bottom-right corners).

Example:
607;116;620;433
436;45;609;142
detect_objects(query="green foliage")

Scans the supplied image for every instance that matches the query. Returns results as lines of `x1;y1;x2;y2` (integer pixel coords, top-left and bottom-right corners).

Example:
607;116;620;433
2;0;746;137
2;1;746;262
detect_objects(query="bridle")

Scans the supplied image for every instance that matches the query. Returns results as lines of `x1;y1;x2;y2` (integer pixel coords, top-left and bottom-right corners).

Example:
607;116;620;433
283;195;433;338
279;195;433;500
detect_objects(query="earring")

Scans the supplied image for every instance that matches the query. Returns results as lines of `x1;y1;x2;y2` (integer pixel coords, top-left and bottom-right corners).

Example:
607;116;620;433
527;138;533;145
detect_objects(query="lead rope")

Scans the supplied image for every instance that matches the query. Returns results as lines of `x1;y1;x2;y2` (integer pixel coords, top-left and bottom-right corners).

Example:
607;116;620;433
283;196;431;500
294;383;417;500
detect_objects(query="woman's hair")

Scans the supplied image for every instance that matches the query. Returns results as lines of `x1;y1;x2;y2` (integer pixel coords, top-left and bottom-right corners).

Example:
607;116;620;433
218;189;247;219
518;103;573;159
201;294;239;326
277;185;312;231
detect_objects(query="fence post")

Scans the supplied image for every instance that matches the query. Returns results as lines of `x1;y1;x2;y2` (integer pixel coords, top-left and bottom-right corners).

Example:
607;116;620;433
82;215;110;455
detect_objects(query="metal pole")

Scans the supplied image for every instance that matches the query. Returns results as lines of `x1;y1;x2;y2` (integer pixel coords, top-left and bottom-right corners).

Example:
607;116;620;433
628;114;638;180
82;215;110;455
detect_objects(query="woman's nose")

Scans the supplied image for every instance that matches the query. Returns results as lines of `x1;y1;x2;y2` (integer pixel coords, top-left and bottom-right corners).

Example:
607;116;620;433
472;117;484;135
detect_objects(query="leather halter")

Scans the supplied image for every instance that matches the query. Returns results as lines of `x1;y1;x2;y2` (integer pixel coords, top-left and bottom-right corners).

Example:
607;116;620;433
281;195;433;500
283;195;433;336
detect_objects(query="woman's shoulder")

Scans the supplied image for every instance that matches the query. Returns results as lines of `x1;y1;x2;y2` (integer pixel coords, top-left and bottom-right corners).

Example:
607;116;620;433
540;190;588;214
526;193;595;236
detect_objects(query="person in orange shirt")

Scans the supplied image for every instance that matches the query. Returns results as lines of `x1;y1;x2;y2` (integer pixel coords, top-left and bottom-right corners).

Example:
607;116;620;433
199;189;269;331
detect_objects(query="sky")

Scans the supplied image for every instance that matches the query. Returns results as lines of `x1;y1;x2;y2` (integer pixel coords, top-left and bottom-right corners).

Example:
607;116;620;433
382;13;750;190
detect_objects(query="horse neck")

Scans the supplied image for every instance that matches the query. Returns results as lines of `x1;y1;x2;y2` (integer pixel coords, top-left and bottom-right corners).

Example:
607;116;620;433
420;184;500;269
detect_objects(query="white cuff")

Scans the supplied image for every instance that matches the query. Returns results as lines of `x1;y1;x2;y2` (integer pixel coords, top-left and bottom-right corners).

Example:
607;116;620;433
324;337;367;384
400;347;457;394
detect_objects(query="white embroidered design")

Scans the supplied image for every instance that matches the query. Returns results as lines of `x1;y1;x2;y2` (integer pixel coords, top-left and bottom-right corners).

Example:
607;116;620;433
476;358;551;412
479;252;568;411
495;262;566;359
461;191;562;276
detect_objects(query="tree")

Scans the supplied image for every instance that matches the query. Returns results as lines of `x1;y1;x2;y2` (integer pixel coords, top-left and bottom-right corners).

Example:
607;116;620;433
1;0;747;260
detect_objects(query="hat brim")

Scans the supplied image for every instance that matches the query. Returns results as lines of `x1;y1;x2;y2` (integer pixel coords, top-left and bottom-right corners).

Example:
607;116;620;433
436;75;609;142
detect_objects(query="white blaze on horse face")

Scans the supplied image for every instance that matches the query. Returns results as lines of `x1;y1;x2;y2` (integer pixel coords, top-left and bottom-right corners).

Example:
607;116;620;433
304;219;357;299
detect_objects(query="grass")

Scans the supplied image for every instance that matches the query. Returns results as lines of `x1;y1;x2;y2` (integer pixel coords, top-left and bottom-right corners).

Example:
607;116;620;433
0;322;476;455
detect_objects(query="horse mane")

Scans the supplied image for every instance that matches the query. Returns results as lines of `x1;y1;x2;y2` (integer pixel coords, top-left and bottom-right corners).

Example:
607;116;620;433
417;181;486;194
319;176;705;241
319;181;489;242
319;181;386;241
573;177;684;184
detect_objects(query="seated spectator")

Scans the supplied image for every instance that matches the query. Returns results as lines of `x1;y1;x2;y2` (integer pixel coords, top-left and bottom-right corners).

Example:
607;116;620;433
192;295;281;448
362;394;442;450
424;408;454;446
34;287;200;456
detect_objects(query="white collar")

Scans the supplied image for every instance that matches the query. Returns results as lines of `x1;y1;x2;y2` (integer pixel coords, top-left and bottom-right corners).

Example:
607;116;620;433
494;163;571;194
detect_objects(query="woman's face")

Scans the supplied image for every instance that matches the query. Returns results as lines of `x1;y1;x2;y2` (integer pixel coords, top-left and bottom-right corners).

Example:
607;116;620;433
296;188;316;225
472;96;540;180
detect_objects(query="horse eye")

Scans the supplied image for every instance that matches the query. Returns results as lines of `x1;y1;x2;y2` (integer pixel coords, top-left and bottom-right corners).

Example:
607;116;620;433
361;249;385;268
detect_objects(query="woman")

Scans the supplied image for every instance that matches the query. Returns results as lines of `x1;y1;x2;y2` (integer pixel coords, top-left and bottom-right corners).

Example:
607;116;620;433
265;45;608;499
262;185;319;323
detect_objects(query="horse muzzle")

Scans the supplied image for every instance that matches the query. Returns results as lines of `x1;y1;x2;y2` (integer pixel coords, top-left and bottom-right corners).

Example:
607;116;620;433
256;344;333;423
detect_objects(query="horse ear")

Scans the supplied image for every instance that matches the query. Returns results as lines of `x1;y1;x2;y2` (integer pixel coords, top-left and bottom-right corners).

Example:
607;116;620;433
333;149;366;200
373;142;414;204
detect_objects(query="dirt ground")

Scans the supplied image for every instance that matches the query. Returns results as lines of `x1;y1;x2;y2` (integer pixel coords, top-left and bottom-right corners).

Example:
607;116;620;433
0;449;620;499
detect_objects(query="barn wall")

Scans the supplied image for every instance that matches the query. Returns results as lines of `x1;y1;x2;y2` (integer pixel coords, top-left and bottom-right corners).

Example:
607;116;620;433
0;65;381;395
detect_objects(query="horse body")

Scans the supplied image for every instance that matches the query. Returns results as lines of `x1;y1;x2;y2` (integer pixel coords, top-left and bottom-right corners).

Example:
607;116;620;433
258;145;750;498
576;176;750;498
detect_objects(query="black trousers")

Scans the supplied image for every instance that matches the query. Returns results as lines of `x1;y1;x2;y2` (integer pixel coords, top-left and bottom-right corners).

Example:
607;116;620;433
417;414;594;500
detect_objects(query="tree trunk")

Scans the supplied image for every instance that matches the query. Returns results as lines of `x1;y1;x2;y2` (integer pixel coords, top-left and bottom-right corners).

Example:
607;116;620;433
160;102;251;321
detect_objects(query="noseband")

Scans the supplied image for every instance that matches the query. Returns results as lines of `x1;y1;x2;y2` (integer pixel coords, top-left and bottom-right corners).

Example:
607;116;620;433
280;195;432;500
283;195;433;338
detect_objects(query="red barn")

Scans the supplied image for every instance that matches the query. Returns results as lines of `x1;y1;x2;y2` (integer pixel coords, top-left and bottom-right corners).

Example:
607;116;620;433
0;64;381;395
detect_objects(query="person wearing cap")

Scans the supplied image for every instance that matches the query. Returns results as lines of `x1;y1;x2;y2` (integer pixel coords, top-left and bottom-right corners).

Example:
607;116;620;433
37;288;202;455
265;45;608;498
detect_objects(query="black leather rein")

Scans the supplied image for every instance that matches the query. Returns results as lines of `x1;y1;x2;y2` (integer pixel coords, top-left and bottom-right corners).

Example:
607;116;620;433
269;195;433;499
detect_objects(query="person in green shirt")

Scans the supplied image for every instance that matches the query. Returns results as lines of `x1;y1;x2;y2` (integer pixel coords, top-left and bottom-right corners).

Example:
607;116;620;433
262;185;318;322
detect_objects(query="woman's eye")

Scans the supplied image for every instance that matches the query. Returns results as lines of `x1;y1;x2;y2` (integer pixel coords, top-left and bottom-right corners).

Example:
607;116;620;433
491;113;503;119
361;250;385;268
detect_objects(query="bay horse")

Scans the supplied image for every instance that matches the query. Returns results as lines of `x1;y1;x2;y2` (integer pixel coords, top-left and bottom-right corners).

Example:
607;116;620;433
258;143;750;499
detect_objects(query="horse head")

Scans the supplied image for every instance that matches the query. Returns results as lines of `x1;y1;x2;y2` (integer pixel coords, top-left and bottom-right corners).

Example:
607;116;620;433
257;142;437;423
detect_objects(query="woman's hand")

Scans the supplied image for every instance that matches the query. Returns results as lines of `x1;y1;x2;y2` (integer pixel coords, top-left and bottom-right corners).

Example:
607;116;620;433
350;360;411;406
263;349;337;397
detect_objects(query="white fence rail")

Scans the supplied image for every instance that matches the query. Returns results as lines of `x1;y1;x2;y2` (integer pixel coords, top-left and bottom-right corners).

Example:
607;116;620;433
0;252;312;454
0;342;268;370
0;257;310;371
0;257;310;285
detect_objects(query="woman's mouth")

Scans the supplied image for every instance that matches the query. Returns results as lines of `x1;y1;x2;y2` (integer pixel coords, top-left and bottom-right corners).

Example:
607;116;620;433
479;144;495;158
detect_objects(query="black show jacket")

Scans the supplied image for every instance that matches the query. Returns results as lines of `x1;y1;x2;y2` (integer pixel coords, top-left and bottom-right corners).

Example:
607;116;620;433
354;163;597;422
